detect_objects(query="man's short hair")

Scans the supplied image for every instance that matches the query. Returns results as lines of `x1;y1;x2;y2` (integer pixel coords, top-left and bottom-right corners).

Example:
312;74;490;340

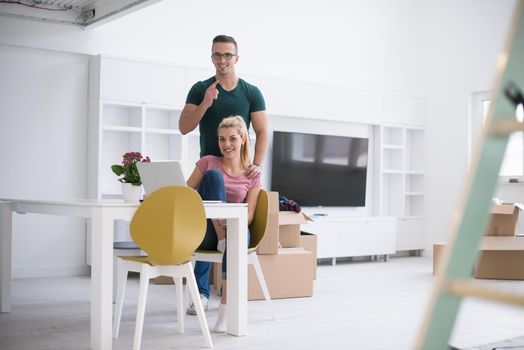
212;35;238;53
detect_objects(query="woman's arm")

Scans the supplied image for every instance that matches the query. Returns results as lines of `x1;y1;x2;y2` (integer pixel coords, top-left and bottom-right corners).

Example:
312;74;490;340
245;187;261;226
186;166;203;189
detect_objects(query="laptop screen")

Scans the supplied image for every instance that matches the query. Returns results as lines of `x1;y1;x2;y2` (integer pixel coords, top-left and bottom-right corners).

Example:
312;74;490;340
137;161;186;195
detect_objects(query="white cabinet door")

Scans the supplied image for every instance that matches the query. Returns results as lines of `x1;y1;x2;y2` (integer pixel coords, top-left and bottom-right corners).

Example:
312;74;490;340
338;219;396;257
99;57;186;106
396;217;425;250
303;221;340;259
303;218;396;259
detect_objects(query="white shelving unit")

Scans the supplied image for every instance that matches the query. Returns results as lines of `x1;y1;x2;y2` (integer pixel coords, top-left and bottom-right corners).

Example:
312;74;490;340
376;124;426;252
88;101;202;200
87;55;201;200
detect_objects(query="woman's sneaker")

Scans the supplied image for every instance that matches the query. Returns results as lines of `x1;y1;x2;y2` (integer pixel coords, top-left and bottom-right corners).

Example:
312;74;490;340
186;294;209;315
217;238;226;253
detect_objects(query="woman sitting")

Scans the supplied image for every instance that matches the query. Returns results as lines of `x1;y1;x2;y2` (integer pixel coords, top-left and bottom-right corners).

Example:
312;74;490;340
187;115;261;333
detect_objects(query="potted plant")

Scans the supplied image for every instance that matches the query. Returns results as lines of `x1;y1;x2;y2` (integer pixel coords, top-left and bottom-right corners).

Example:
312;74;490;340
111;152;151;202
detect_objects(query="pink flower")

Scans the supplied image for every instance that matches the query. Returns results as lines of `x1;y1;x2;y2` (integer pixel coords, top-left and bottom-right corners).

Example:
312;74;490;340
111;151;151;186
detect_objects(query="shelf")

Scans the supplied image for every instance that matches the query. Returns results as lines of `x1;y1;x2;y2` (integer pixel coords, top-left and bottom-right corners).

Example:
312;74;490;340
382;126;404;146
145;133;183;161
103;125;142;133
382;147;403;170
382;144;404;150
405;170;424;175
102;104;142;128
406;128;424;171
145;107;180;130
144;128;182;135
405;192;424;196
101;192;123;200
382;169;403;174
406;174;424;193
405;195;424;217
399;215;425;220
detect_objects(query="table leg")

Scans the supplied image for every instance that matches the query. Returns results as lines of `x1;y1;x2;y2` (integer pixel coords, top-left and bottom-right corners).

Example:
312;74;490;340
90;207;114;350
0;202;12;313
226;208;248;336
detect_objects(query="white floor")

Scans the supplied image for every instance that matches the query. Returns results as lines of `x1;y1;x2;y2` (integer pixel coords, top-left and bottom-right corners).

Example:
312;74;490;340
2;256;524;350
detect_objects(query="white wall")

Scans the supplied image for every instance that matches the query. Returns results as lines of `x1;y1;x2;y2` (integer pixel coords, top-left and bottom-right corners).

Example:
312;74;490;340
420;0;517;246
0;44;89;277
0;0;426;97
0;0;518;276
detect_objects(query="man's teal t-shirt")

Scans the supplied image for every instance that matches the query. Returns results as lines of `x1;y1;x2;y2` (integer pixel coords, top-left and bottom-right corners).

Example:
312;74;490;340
185;76;266;157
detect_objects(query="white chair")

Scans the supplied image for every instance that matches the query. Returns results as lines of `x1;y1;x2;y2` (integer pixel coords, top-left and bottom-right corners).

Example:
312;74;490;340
113;241;141;303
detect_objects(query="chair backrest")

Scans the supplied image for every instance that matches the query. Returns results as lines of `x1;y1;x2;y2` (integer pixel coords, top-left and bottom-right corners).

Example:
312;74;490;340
249;189;270;250
130;186;206;265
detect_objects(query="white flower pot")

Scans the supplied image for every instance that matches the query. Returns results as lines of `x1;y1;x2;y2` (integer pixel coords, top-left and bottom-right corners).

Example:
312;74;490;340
121;183;142;203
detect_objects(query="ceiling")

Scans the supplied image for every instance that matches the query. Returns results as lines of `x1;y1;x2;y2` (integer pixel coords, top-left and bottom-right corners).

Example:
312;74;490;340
0;0;163;28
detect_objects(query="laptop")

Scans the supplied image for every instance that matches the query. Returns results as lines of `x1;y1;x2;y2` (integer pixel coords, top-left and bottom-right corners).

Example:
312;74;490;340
137;161;186;195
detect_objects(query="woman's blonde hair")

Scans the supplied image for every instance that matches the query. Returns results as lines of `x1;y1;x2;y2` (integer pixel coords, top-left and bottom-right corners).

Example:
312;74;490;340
217;115;250;169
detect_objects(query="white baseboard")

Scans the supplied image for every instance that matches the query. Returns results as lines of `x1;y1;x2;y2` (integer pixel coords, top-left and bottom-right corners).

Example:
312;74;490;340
13;265;90;279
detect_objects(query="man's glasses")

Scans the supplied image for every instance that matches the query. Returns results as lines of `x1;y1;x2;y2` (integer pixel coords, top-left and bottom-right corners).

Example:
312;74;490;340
212;52;237;61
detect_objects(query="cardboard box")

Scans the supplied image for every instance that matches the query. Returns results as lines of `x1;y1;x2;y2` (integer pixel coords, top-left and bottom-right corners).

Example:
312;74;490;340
300;232;317;279
256;191;280;255
152;276;174;284
214;248;316;300
257;192;312;253
279;224;300;247
475;236;524;279
432;243;446;275
433;237;524;279
279;211;312;248
300;232;317;257
486;202;523;236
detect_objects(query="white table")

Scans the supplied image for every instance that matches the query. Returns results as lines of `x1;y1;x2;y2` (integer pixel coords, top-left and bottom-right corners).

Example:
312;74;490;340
0;199;248;350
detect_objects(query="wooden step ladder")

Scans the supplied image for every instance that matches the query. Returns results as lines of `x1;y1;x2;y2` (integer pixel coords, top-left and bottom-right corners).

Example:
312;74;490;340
416;1;524;349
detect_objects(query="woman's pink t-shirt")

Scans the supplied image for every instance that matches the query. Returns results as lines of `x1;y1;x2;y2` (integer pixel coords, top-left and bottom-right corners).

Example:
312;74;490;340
196;155;261;203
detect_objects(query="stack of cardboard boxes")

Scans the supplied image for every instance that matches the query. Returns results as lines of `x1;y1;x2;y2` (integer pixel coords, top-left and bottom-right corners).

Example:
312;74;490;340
213;192;317;300
433;202;524;279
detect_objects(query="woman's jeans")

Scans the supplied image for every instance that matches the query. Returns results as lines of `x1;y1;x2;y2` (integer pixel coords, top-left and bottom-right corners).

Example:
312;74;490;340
194;169;250;297
194;170;226;298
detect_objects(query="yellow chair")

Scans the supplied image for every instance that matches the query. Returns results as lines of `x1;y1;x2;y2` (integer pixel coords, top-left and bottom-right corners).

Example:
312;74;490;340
193;189;274;319
113;186;213;350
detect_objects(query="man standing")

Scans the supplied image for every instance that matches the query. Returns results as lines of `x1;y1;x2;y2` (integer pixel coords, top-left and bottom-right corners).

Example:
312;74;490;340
179;35;268;314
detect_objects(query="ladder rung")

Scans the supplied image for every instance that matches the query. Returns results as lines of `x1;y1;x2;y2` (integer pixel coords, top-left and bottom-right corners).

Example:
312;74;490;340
488;120;524;135
443;278;524;307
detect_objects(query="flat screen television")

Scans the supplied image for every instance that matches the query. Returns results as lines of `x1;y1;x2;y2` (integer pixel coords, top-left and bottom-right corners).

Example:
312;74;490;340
271;131;369;207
